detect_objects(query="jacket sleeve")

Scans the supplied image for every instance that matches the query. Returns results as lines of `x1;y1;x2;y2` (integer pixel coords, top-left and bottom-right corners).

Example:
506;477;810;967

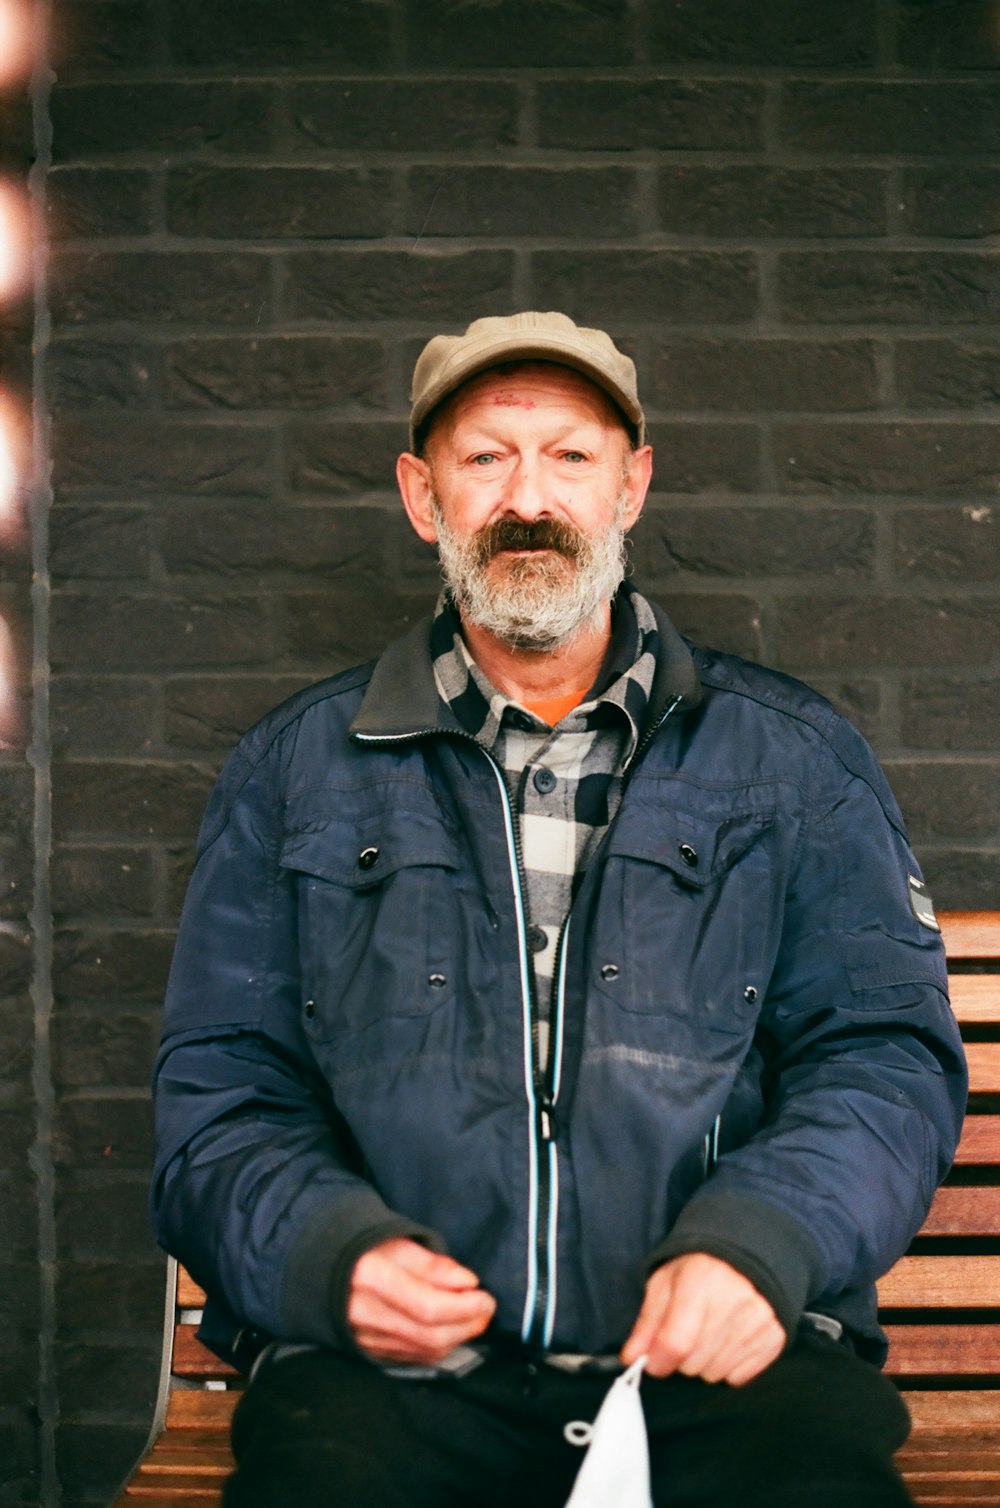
150;730;445;1352
650;717;967;1343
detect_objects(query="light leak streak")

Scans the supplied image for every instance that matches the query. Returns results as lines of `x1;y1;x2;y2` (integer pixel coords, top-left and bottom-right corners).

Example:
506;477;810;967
0;610;20;746
0;0;30;84
0;394;24;537
0;179;30;301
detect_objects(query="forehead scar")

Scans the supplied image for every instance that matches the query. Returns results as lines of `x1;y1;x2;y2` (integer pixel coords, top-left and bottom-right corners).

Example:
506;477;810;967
492;393;536;408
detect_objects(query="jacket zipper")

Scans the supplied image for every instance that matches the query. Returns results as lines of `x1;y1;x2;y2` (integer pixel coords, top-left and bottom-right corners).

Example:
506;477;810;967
354;727;557;1347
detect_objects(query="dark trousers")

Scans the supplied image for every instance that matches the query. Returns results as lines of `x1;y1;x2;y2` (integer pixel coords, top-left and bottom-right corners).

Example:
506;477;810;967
223;1328;914;1508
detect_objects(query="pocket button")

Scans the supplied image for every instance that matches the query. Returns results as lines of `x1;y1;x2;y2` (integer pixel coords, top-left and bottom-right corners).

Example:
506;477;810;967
678;843;698;868
358;846;380;870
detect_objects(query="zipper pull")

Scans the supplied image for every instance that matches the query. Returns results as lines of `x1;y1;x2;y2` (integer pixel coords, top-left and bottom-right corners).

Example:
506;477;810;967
539;1090;558;1142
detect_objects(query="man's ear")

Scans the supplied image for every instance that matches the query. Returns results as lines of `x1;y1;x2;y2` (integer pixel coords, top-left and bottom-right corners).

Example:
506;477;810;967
396;452;438;544
621;444;653;532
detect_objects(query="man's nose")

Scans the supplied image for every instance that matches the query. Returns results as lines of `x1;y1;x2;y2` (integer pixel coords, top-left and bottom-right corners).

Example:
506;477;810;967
500;457;551;520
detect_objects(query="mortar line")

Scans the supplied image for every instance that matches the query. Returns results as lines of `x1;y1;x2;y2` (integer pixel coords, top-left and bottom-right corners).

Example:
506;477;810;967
27;0;57;1502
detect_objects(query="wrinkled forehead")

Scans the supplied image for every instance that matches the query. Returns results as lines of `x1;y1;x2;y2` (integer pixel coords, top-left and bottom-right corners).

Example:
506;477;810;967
419;360;634;454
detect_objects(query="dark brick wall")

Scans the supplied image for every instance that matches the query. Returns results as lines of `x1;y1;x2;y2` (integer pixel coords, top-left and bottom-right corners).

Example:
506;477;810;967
4;0;999;1501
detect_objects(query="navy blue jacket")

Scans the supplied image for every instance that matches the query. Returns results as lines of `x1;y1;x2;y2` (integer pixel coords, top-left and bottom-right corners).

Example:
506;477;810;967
151;598;966;1366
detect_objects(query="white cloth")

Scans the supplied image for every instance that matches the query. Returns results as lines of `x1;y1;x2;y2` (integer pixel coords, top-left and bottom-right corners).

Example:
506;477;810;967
562;1356;652;1508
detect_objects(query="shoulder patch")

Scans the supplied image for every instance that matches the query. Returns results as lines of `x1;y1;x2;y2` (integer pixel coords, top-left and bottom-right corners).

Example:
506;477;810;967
908;874;941;932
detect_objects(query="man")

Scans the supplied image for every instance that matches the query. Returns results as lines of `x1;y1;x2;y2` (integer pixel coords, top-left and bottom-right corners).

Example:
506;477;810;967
152;312;966;1507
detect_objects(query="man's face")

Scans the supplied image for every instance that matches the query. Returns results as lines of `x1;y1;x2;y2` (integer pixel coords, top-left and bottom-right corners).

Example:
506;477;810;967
399;364;652;651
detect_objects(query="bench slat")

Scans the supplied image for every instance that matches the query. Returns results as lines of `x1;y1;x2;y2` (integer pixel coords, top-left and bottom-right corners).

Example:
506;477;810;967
879;1256;1000;1308
921;1186;1000;1237
949;976;1000;1023
954;1116;1000;1165
165;1391;239;1429
962;1044;1000;1096
940;913;1000;958
884;1326;1000;1376
904;1394;1000;1434
172;1328;240;1381
177;1269;207;1309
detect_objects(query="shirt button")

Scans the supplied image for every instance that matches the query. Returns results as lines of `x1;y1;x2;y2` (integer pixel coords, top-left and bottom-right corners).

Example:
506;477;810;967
528;925;547;953
533;767;557;794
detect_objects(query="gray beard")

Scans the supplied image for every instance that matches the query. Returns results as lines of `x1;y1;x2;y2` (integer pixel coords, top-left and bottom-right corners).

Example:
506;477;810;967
432;497;628;652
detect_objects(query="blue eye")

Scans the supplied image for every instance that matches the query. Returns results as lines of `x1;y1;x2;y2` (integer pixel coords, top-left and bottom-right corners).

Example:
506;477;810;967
472;454;496;466
563;452;587;463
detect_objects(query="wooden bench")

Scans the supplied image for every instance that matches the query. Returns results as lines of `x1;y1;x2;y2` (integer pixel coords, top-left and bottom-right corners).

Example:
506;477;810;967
111;910;1000;1506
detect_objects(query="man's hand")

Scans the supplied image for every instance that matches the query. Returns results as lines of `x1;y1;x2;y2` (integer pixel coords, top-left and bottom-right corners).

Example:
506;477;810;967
621;1252;785;1387
348;1237;497;1365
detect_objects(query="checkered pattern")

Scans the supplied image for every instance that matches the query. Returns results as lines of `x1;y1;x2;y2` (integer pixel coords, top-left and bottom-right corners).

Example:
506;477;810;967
431;586;660;1054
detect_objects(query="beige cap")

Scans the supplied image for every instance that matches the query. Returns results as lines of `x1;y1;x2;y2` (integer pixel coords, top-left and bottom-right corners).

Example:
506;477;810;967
409;311;645;448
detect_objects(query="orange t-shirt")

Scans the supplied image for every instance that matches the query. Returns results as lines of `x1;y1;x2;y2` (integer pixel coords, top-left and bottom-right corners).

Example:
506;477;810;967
522;689;588;727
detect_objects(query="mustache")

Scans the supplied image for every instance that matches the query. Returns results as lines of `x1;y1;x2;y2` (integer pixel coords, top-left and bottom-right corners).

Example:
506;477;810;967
471;517;585;564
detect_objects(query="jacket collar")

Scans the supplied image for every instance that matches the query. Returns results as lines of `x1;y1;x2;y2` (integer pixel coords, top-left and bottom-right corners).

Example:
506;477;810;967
350;583;703;743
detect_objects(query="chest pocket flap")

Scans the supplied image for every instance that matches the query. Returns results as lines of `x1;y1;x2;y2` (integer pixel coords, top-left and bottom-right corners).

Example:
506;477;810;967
608;804;775;888
279;807;460;888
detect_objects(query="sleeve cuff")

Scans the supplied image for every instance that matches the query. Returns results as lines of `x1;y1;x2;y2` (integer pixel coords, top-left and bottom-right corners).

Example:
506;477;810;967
281;1188;447;1351
647;1190;823;1340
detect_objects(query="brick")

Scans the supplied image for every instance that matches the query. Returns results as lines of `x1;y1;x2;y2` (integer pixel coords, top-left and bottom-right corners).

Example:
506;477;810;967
52;761;213;839
287;421;407;496
904;167;1000;238
167;167;393;240
646;422;760;495
57;1258;165;1332
53;1095;153;1166
649;590;764;661
0;1173;36;1250
0;931;31;997
280;589;431;671
902;676;1000;751
885;760;1000;842
633;504;875;580
0;1008;31;1085
898;0;1000;69
162;335;386;411
49;340;154;411
51;593;269;671
921;850;999;910
51;846;155;919
808;677;883;744
658;167;886;239
288;79;519;152
161;502;391;582
50;251;271;327
0;92;34;170
896;339;1000;409
55;1421;150;1500
53;929;174;1004
50;677;158;757
775;422;1000;495
781;82;1000;155
0;1419;37;1495
284;249;515;323
46;168;152;241
649;0;876;65
168;0;392;68
164;674;309;751
651;338;879;413
50;507;149;581
773;597;1000;669
896;504;999;580
0;1330;37;1408
0;841;33;920
0;1101;34;1174
406;0;632;67
56;1337;160;1415
50;82;272;159
532;251;758;325
538;78;763;152
0;1262;40;1328
49;2;156;79
0;767;33;845
55;1175;156;1260
406;166;638;239
779;252;1000;325
53;419;273;496
52;1010;160;1086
